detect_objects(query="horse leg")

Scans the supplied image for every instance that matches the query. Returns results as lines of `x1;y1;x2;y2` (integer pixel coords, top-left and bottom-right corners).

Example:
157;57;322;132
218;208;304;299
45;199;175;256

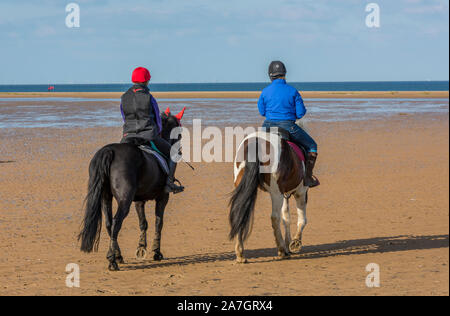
107;197;133;271
235;234;247;264
135;201;148;260
270;193;289;259
281;197;292;252
103;191;125;263
102;191;113;238
289;189;308;253
151;194;169;261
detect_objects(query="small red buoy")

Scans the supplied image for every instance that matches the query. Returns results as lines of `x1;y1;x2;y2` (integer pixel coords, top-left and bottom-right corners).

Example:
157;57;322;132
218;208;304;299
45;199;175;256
48;85;55;91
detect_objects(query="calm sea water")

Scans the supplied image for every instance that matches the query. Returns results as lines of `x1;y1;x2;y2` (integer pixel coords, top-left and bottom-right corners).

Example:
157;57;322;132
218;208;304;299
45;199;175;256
0;97;448;129
0;81;448;93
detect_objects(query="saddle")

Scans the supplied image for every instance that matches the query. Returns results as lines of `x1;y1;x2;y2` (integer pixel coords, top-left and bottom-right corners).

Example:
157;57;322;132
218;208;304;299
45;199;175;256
138;144;169;175
262;127;306;162
286;141;306;162
121;136;169;175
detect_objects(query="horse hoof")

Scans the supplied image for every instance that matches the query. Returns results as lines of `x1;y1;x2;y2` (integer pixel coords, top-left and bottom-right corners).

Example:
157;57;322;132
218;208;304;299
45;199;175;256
135;247;147;260
278;250;290;259
115;255;125;264
153;251;164;261
235;257;248;264
279;254;290;260
108;262;120;271
289;239;303;253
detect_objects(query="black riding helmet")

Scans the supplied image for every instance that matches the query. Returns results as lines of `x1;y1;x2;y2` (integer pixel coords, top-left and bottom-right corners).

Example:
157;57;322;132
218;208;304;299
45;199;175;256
268;61;287;80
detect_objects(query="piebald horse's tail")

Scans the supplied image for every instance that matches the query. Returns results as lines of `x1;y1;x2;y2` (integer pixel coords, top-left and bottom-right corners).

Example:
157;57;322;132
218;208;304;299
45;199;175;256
228;140;261;242
78;146;114;253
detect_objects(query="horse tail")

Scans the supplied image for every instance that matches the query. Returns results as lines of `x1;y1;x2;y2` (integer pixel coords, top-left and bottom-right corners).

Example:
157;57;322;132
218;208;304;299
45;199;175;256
229;139;261;242
78;146;114;253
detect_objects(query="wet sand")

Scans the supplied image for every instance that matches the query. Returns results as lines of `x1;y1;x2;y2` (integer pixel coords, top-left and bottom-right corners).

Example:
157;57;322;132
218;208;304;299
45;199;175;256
0;109;448;295
1;98;448;129
0;91;448;99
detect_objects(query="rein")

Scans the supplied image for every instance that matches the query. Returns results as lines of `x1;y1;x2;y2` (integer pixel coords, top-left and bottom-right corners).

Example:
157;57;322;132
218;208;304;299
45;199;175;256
181;158;195;171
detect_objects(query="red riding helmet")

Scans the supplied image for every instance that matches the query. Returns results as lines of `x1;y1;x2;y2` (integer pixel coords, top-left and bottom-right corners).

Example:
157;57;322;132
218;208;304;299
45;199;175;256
132;67;151;83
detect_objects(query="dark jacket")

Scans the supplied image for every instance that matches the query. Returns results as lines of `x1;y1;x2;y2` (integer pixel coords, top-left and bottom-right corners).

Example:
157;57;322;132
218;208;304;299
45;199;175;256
120;84;159;141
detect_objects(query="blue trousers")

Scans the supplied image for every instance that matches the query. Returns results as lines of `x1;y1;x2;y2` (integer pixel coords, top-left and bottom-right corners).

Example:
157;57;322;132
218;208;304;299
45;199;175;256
262;120;318;153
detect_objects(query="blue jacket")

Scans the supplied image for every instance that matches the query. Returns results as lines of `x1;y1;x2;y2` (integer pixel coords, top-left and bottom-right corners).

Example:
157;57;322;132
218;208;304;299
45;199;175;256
257;79;306;121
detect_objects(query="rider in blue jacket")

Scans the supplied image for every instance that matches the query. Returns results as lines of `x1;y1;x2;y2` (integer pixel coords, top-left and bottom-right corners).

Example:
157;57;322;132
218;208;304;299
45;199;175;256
258;61;320;187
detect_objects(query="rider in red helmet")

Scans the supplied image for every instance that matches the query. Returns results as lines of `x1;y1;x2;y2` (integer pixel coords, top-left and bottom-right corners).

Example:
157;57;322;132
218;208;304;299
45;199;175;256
120;67;184;194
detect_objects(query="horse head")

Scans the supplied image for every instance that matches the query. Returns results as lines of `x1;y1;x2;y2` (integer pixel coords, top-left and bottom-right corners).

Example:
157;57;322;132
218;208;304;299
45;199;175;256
161;107;186;144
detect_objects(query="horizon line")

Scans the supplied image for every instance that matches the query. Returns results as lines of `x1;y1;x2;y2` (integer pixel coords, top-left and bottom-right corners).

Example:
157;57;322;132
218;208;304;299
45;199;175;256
1;80;449;86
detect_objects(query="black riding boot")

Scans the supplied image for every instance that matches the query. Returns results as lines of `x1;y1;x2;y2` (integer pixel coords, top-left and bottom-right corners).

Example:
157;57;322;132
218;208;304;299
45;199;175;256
164;160;184;194
304;152;320;188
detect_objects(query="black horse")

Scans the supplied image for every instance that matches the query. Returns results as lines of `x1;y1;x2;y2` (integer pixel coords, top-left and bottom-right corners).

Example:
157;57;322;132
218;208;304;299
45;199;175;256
78;109;183;271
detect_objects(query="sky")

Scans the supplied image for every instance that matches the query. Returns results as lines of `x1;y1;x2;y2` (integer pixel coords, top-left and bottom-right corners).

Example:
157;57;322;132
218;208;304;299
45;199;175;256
0;0;448;84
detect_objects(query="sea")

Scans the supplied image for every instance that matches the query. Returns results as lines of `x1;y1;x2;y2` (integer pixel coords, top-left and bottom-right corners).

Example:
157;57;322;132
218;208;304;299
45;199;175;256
0;81;448;93
0;81;448;128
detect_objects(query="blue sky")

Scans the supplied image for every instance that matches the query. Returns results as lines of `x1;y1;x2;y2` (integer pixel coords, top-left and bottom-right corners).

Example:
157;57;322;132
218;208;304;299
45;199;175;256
0;0;448;84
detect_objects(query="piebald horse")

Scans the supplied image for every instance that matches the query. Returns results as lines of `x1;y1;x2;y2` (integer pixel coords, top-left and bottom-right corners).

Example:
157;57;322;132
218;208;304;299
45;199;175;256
229;121;309;263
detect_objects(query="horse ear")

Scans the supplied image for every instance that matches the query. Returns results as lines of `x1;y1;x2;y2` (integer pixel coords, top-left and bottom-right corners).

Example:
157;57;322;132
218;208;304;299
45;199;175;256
164;107;171;116
175;107;186;120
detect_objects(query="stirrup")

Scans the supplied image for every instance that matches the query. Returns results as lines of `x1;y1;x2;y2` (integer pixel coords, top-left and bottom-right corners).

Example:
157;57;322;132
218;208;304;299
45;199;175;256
173;178;185;194
305;176;320;188
165;178;184;194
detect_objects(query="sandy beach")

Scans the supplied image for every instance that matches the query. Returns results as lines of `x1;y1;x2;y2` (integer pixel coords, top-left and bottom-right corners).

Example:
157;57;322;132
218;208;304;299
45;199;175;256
1;0;448;298
0;95;448;295
0;91;448;99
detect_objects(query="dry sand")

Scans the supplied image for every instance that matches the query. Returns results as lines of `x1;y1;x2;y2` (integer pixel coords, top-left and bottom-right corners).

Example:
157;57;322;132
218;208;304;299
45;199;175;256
0;91;448;99
0;111;448;296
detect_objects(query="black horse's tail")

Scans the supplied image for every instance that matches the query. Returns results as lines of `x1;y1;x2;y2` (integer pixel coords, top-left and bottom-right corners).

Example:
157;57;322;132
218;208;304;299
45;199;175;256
229;140;261;242
78;146;114;253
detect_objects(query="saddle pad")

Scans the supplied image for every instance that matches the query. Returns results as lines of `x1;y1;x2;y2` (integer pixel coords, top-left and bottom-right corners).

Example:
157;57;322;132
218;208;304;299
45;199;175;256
287;141;306;162
138;145;169;175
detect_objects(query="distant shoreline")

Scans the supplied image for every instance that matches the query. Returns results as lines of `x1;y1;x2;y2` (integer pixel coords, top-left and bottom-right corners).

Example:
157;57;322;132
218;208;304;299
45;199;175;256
0;91;448;99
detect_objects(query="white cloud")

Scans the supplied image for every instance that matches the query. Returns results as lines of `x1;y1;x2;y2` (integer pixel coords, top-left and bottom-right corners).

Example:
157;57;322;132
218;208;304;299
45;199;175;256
34;26;57;37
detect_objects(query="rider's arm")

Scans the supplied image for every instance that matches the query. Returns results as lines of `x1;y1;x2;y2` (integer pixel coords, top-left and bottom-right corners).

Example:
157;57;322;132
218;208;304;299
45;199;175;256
257;93;266;117
120;102;125;121
150;96;162;134
295;91;307;119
